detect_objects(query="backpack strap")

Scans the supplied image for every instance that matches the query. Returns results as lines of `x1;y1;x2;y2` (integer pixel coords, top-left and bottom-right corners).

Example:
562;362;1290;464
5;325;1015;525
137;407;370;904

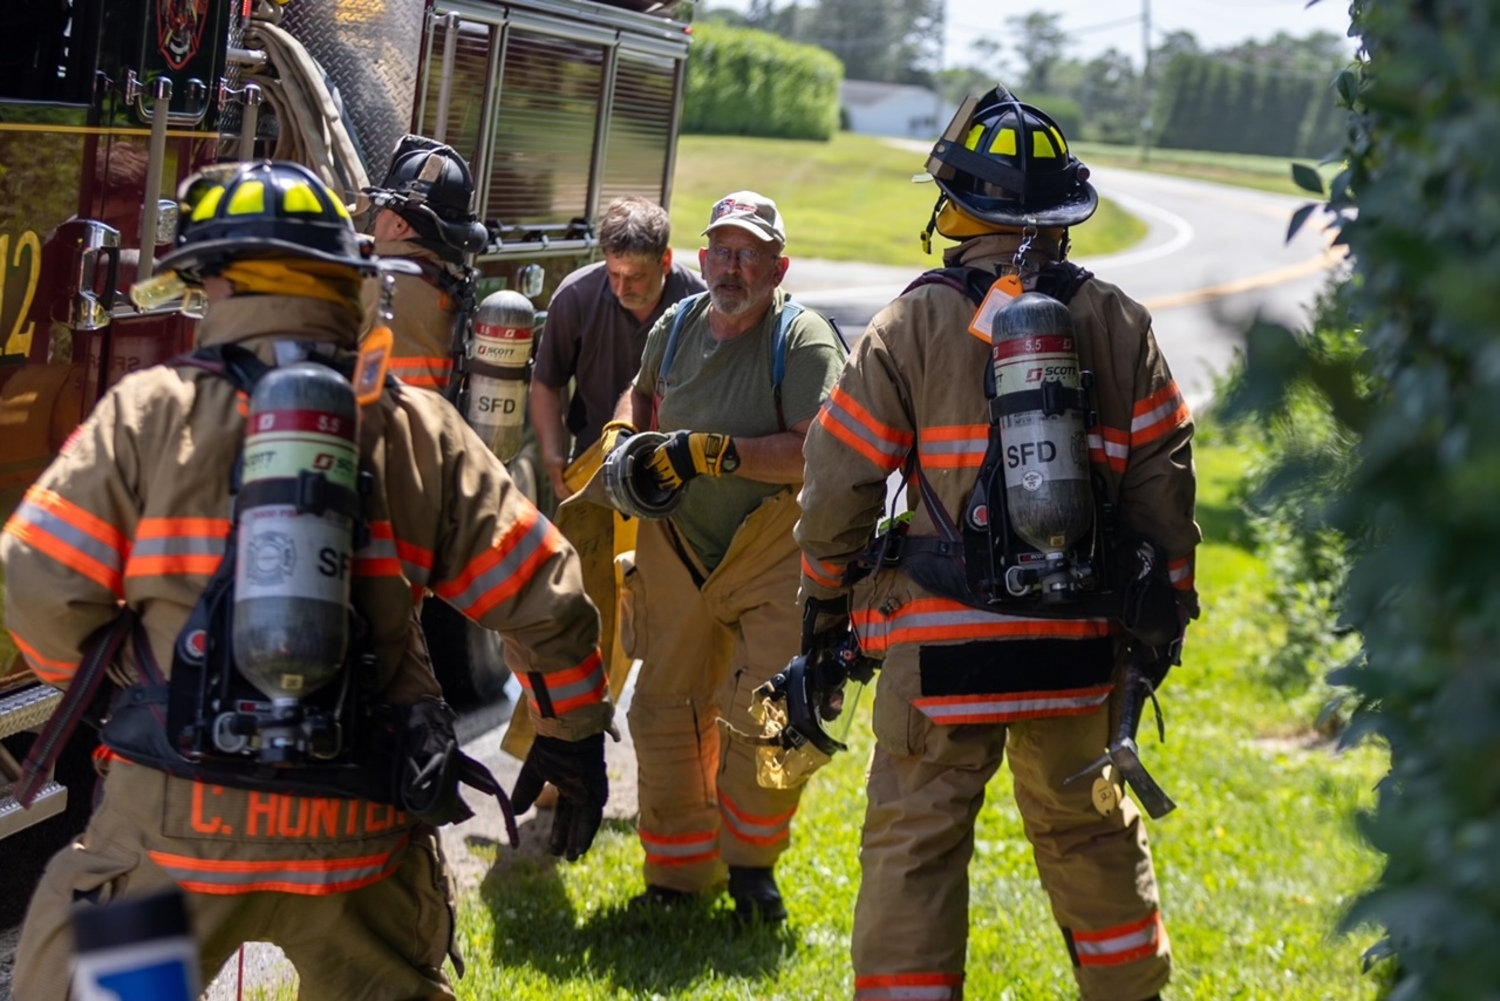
656;292;839;433
902;262;1094;307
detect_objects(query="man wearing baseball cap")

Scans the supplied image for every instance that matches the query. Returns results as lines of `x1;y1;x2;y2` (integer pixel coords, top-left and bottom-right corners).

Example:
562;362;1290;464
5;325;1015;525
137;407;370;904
601;190;847;922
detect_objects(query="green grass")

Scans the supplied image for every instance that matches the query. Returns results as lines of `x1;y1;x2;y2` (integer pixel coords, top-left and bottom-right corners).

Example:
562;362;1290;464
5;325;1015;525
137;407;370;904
671;132;1146;267
1071;141;1344;199
432;435;1386;1000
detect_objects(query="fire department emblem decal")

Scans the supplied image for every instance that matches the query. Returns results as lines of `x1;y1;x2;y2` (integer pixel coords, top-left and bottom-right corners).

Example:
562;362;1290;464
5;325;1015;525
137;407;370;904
157;0;209;70
245;532;296;585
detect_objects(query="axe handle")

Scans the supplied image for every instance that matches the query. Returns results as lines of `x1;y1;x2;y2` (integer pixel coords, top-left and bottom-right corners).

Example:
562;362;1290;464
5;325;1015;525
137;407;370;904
1117;661;1149;743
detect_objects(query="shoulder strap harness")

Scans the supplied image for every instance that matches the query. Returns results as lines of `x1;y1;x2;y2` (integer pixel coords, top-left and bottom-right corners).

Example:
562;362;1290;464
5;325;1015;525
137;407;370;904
653;292;847;433
858;262;1130;621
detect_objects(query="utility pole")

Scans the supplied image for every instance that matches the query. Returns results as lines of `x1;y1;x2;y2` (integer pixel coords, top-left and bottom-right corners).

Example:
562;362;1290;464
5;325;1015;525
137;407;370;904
1141;0;1153;164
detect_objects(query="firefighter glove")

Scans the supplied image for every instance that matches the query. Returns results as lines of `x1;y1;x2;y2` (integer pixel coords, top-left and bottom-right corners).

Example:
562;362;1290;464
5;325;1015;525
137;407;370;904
600;419;635;458
647;430;740;492
511;733;609;861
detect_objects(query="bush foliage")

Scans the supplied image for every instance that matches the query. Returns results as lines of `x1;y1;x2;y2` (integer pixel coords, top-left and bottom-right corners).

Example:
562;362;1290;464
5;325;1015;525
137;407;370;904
682;22;842;141
1231;1;1500;996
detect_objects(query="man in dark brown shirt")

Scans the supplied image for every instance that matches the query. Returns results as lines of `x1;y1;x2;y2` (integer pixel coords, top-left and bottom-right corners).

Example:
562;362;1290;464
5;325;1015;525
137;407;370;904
531;196;706;500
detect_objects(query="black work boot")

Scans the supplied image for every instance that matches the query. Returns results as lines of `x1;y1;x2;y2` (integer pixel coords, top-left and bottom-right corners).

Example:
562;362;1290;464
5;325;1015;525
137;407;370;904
627;885;694;911
728;866;788;923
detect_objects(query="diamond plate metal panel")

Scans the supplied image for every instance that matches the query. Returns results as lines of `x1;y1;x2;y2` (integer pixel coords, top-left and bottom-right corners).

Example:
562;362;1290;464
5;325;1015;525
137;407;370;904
0;685;63;740
281;0;427;179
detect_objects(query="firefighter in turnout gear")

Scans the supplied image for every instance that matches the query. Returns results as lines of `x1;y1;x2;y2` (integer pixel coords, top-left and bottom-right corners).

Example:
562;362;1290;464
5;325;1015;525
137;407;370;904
794;89;1199;1000
609;191;846;922
2;161;612;1001
360;134;490;394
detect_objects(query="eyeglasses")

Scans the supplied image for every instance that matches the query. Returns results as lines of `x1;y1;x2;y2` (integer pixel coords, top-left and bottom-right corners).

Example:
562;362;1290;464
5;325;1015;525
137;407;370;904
704;245;775;268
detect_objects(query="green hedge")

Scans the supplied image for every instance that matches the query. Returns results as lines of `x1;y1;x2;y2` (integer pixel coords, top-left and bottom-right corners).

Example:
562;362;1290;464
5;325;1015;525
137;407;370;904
682;22;842;141
1230;0;1500;996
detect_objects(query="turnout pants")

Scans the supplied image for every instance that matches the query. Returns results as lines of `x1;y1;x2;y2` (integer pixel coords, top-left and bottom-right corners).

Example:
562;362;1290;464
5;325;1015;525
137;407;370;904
624;489;804;894
852;646;1171;1001
503;440;636;760
13;761;459;1001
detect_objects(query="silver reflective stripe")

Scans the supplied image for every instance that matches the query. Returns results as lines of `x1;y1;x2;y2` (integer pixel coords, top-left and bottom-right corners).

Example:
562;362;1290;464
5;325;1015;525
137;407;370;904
917;688;1110;722
439;517;552;611
855;984;962;1000
719;802;791;843
129;535;225;559
825;397;907;461
15;500;121;573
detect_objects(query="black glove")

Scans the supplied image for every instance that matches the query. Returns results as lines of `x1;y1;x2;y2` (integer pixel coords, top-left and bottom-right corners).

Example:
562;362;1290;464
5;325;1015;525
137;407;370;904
1131;642;1175;690
398;699;472;827
1118;535;1184;650
511;733;608;861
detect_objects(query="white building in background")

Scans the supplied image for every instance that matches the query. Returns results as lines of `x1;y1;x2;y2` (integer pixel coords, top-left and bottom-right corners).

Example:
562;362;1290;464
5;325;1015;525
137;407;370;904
840;80;953;139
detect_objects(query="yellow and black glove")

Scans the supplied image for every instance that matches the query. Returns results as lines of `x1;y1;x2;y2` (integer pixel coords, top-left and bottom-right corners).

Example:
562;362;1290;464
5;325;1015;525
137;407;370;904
599;419;635;458
648;430;740;492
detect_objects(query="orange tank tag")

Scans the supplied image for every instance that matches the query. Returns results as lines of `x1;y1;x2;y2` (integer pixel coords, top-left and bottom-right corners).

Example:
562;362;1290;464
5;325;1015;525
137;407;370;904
968;273;1024;344
354;324;394;406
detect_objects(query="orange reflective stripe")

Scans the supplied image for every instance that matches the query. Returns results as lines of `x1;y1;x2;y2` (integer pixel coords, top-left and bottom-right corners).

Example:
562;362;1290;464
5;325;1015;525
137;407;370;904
516;650;608;715
387;356;451;391
434;504;564;618
914;684;1112;724
1131;381;1190;446
1169;554;1195;591
127;517;230;578
21;488;127;552
5;488;128;595
1073;911;1165;967
917;423;988;470
12;632;76;686
719;791;795;847
639;827;718;866
854;972;964;1001
357;521;433;586
1087;426;1130;473
135;517;232;538
801;552;844;589
853;597;1115;651
148;835;408;896
818;386;913;471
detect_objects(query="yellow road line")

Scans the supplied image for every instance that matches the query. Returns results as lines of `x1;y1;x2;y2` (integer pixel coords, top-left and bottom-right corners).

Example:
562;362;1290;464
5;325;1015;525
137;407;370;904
1144;230;1347;311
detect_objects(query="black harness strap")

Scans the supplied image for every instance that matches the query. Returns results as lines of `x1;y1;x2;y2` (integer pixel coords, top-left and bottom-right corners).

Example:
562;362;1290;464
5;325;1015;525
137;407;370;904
15;613;133;808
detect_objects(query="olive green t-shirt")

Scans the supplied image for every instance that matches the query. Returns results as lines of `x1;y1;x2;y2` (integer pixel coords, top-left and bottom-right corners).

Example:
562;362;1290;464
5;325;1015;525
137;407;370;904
634;288;846;570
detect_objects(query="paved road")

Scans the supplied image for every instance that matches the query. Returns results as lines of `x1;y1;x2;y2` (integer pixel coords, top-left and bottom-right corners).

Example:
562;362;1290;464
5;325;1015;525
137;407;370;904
780;164;1344;410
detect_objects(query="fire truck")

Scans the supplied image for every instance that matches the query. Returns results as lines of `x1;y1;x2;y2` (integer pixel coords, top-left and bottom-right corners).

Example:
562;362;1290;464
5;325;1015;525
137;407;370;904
0;0;690;885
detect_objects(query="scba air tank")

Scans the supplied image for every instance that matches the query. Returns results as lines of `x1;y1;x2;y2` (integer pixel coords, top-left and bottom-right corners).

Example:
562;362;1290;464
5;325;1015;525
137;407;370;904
467;289;535;462
990;292;1094;557
233;362;357;702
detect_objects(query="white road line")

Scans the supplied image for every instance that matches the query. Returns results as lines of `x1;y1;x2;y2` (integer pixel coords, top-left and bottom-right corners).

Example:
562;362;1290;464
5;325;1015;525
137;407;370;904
1075;189;1196;270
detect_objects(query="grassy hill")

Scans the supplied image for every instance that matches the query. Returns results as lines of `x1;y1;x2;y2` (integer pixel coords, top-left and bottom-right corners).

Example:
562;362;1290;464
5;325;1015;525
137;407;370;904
670;132;1147;267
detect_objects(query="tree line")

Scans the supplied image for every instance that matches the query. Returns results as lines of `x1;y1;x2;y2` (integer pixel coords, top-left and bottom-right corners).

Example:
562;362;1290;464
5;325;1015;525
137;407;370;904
695;3;1352;158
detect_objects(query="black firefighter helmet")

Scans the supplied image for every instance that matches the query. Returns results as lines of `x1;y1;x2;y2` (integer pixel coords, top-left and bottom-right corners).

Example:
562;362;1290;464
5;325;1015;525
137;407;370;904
365;135;489;259
156;160;379;283
926;86;1097;231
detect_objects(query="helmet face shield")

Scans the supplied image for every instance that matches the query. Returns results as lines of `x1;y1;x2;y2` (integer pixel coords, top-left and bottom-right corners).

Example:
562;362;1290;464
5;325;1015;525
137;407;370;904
927;86;1097;229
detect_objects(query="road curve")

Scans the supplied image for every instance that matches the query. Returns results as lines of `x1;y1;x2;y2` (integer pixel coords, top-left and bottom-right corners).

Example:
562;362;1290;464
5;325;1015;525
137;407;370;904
780;164;1345;410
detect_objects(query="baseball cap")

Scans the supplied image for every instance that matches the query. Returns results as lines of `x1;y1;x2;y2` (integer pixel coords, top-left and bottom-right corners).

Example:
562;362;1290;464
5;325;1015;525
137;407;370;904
703;190;786;245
